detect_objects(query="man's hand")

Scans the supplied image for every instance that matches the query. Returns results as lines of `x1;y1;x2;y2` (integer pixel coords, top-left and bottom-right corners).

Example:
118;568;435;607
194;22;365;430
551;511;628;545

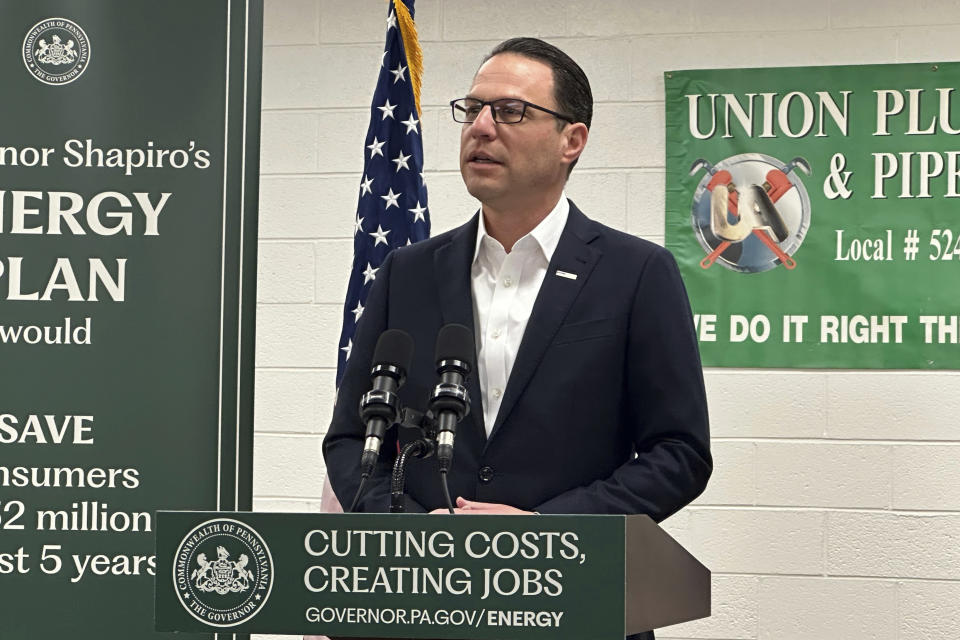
428;496;534;515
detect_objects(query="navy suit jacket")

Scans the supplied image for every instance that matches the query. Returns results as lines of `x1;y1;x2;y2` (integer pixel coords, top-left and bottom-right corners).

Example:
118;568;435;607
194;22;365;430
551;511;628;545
324;201;711;519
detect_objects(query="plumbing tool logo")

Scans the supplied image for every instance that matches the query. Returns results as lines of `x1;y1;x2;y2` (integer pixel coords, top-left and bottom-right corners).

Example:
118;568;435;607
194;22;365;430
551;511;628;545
689;154;812;273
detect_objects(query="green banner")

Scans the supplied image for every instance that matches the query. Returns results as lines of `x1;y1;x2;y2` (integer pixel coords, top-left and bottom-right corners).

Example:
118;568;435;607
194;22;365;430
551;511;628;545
155;512;642;639
665;62;960;368
0;2;262;638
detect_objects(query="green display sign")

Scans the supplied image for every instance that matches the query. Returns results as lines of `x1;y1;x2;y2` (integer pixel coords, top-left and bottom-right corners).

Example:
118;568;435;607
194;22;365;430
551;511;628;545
155;512;710;639
665;62;960;368
0;2;262;638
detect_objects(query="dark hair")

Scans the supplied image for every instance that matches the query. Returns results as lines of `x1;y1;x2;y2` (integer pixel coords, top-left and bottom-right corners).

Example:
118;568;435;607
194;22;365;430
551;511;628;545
483;37;593;174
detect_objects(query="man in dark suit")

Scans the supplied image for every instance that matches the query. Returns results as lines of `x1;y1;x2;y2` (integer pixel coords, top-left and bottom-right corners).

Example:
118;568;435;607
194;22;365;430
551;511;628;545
323;38;711;635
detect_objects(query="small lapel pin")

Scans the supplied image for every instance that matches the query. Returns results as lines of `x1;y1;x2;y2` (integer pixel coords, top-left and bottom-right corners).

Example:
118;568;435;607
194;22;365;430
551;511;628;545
555;270;577;280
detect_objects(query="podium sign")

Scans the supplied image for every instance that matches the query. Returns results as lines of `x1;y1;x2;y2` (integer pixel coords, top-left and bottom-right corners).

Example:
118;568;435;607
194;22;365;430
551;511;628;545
155;512;710;639
0;2;262;639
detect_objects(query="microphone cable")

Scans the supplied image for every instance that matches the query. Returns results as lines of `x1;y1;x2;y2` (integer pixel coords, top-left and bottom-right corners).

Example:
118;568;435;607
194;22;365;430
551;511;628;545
347;473;368;514
440;470;455;514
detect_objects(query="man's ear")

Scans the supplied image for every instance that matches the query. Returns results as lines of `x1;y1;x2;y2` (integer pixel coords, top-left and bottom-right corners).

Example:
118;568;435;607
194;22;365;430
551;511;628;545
562;122;589;165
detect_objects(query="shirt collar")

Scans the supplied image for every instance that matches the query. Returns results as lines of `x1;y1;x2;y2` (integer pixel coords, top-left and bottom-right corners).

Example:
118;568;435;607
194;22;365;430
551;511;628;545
472;192;569;264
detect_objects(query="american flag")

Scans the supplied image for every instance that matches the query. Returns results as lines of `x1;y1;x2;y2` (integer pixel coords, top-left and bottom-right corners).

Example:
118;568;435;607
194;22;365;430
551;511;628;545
336;0;429;384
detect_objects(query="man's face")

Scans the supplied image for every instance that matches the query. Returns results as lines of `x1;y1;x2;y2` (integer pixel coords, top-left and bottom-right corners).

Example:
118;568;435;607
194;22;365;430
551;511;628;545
459;53;570;210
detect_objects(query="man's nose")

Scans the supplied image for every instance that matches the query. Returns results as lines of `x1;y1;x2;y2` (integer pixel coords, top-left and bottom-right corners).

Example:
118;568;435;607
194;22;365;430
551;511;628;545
469;104;497;137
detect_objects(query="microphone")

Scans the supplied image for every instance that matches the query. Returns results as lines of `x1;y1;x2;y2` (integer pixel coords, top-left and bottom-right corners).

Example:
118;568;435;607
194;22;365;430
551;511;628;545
359;329;414;474
429;324;473;472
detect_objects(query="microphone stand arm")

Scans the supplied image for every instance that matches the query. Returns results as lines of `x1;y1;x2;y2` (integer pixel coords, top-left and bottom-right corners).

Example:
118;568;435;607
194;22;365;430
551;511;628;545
390;438;434;513
390;408;456;514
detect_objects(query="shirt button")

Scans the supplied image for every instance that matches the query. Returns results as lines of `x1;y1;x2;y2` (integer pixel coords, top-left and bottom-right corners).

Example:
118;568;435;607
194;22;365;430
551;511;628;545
492;328;502;339
478;466;495;484
492;388;502;399
502;276;513;287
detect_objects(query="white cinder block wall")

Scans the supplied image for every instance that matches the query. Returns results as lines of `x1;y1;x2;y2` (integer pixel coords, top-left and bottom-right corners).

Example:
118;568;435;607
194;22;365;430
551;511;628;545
253;2;960;638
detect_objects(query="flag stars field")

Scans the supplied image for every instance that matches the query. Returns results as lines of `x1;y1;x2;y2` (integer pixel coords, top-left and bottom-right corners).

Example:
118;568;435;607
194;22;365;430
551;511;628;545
392;150;411;172
359;175;374;196
362;263;378;284
377;99;397;120
381;187;401;209
337;0;430;383
409;201;427;222
369;225;391;246
366;137;385;158
401;114;419;134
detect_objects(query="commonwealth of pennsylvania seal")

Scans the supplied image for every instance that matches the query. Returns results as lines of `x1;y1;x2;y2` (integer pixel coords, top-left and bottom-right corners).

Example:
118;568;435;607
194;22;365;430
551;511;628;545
173;518;274;627
22;18;91;85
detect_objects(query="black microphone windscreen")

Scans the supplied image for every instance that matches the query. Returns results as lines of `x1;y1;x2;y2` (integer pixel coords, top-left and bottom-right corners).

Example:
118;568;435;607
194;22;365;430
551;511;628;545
373;329;414;372
435;323;474;366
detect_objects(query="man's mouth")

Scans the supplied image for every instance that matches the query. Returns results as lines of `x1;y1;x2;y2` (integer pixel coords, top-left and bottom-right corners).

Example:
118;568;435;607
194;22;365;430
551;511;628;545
469;153;501;164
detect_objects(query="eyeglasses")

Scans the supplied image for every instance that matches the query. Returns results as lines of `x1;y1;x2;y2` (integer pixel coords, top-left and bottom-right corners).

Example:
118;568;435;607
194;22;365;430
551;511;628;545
450;97;575;125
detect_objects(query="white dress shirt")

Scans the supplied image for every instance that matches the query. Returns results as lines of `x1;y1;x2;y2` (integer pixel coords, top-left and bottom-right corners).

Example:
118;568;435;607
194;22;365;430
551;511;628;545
471;194;569;436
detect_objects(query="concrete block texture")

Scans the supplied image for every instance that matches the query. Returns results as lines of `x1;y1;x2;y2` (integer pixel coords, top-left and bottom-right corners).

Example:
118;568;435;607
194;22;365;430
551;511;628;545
260;111;321;175
315;110;370;175
257;241;316;303
431;99;469;171
758;577;897;640
255;303;342;368
826;372;960;440
826;512;960;580
565;170;628;229
692;0;830;32
313;239;354;303
703;370;827;439
262;44;381;110
753;442;893;508
420;40;501;108
252;497;323;512
567;1;696;37
319;0;441;44
898;581;960;640
892;444;960;511
692;441;756;506
419;170;480;234
255;3;960;639
441;0;567;41
632;29;899;103
830;0;960;28
627;170;666;238
253;433;324;498
680;508;824;574
259;175;358;239
659;575;759;639
553;38;635;103
264;0;319;46
254;369;335;434
898;25;960;60
579;103;664;169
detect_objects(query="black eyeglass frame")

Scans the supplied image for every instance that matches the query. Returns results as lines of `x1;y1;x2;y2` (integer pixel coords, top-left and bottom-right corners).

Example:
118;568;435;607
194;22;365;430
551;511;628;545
449;97;576;125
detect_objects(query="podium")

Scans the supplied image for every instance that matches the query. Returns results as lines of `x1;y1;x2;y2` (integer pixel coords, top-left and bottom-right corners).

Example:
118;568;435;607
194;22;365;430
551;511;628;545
155;511;709;638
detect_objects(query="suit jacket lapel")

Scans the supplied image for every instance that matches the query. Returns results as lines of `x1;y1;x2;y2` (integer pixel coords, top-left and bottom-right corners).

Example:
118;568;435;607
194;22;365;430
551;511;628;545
435;215;478;330
434;214;487;441
487;203;602;443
